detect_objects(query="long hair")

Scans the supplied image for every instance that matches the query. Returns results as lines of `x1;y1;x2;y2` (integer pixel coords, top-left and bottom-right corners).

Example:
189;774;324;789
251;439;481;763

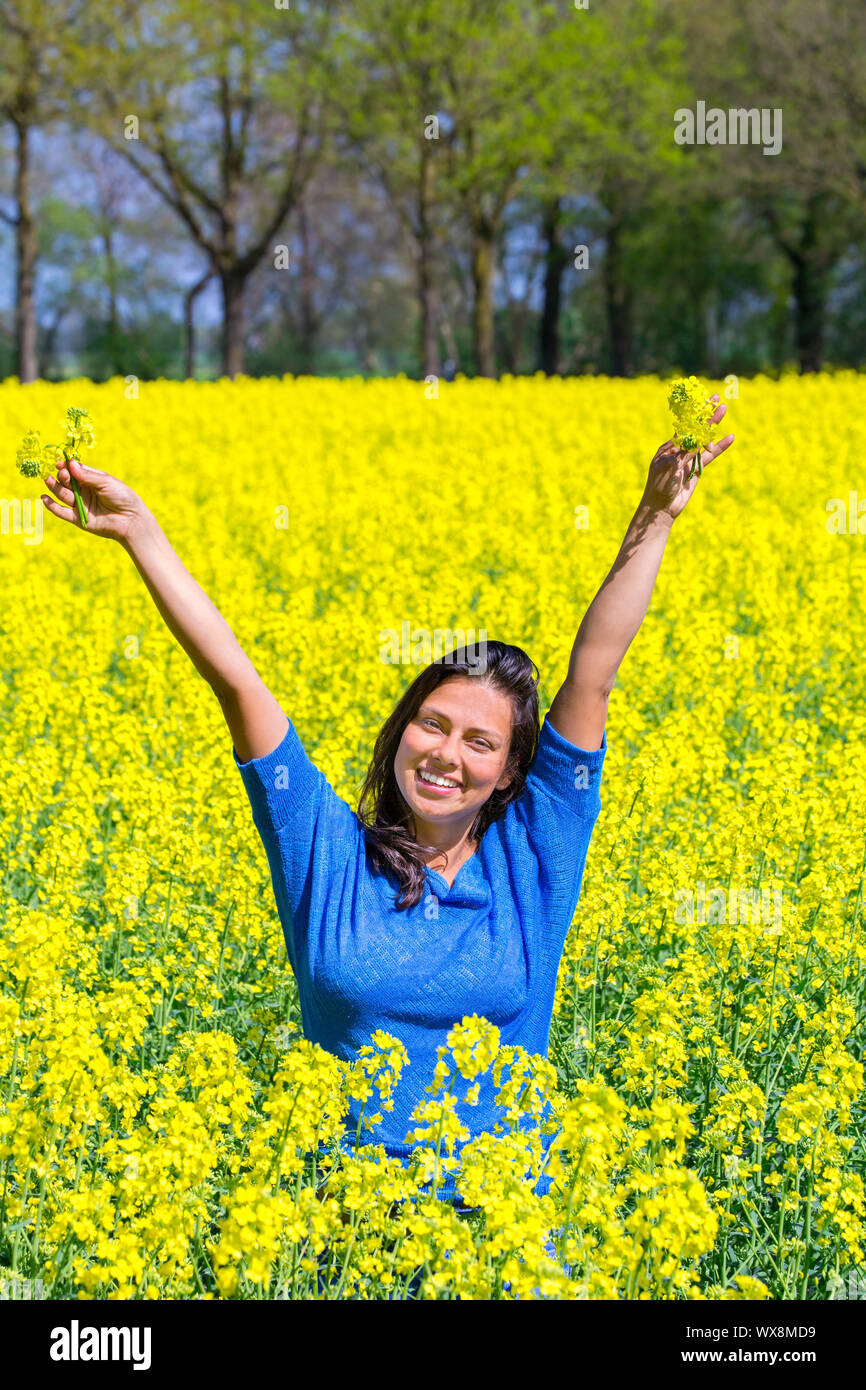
357;640;540;910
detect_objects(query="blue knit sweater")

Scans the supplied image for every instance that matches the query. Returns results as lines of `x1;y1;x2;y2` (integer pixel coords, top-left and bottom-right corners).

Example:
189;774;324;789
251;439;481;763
233;711;607;1204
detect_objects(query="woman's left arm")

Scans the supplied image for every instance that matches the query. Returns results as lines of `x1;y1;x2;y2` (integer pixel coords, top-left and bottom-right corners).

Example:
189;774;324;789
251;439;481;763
547;395;735;751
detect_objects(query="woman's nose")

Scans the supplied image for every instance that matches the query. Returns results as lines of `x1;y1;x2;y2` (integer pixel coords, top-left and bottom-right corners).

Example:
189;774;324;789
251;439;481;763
433;738;460;767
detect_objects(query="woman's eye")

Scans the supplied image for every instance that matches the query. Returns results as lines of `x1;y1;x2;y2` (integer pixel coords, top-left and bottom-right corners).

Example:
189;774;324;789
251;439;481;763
421;718;488;748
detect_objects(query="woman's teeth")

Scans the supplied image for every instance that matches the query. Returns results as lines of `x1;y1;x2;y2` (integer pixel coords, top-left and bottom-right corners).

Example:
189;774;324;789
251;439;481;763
417;769;460;789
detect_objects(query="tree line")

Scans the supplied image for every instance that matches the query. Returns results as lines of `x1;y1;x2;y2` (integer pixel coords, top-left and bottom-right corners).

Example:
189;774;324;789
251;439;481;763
1;0;865;382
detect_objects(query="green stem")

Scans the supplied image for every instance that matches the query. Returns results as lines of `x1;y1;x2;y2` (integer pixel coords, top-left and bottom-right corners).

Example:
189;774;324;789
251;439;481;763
762;936;783;1100
70;477;88;528
331;1210;361;1300
63;451;88;527
799;1113;824;1299
557;1139;588;1266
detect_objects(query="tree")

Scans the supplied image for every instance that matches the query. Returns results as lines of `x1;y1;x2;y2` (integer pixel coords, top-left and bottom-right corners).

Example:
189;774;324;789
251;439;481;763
321;0;458;378
432;1;560;376
0;0;91;381
79;0;338;377
509;0;690;377
683;0;866;372
567;0;688;377
324;0;559;379
242;162;413;377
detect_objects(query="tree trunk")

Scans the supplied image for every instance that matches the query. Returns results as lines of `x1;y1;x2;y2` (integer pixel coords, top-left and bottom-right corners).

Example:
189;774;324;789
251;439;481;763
184;271;213;379
439;310;460;377
693;289;707;375
792;203;825;373
538;196;568;375
705;293;720;378
417;141;440;378
13;118;38;385
103;224;123;377
418;258;439;379
792;257;825;372
39;307;66;380
471;223;496;378
764;195;828;374
297;200;317;375
603;217;633;377
220;272;246;377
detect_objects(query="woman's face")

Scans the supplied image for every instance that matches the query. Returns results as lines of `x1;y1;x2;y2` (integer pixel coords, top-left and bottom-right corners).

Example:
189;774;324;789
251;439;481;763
394;676;514;835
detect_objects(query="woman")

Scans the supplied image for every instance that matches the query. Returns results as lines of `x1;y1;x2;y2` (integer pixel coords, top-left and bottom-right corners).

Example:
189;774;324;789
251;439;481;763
40;396;734;1267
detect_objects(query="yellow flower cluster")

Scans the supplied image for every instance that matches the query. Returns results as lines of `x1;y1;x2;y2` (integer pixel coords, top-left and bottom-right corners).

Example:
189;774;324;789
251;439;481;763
1;372;864;1300
667;375;717;475
14;405;95;480
344;1029;409;1136
447;1014;501;1081
15;429;57;481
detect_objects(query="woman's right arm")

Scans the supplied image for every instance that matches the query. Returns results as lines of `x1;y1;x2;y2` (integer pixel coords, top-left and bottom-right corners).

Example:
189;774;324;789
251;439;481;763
42;456;289;763
122;511;289;763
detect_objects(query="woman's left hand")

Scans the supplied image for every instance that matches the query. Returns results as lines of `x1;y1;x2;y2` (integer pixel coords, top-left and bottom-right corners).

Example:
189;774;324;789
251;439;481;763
642;395;735;522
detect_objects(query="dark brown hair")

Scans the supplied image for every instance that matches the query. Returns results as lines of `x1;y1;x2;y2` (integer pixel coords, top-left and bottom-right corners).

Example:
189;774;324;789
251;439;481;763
357;640;540;910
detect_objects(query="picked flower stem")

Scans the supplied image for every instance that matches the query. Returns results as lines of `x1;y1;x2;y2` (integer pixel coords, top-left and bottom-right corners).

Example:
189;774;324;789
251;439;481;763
63;452;89;527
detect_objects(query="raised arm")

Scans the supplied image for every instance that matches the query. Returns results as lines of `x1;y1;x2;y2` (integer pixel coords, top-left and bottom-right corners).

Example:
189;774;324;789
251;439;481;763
42;455;288;763
122;513;289;762
547;395;735;751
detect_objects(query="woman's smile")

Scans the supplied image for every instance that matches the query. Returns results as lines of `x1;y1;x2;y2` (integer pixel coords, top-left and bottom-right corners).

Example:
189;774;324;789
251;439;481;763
415;767;462;795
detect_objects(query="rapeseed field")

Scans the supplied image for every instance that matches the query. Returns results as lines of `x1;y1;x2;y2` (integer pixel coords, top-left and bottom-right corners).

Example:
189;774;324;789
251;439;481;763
1;373;864;1299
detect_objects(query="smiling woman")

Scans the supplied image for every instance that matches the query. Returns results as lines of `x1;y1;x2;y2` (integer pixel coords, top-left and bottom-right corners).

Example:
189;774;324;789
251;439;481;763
231;638;608;1207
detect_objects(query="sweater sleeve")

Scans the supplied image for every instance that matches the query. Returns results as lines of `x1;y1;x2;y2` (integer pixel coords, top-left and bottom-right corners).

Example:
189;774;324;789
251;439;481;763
232;717;326;837
523;714;607;824
232;718;360;971
509;714;607;937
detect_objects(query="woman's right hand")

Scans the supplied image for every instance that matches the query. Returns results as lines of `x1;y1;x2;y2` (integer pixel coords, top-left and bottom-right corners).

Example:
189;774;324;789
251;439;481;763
42;456;148;544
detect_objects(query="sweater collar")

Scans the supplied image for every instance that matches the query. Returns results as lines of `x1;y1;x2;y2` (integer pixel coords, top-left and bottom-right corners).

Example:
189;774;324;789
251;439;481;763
423;848;488;905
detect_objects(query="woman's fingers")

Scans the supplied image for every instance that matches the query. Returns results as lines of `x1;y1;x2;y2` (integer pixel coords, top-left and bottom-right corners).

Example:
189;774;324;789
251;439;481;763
41;492;81;525
694;396;732;465
69;457;107;484
700;432;735;465
44;472;77;508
